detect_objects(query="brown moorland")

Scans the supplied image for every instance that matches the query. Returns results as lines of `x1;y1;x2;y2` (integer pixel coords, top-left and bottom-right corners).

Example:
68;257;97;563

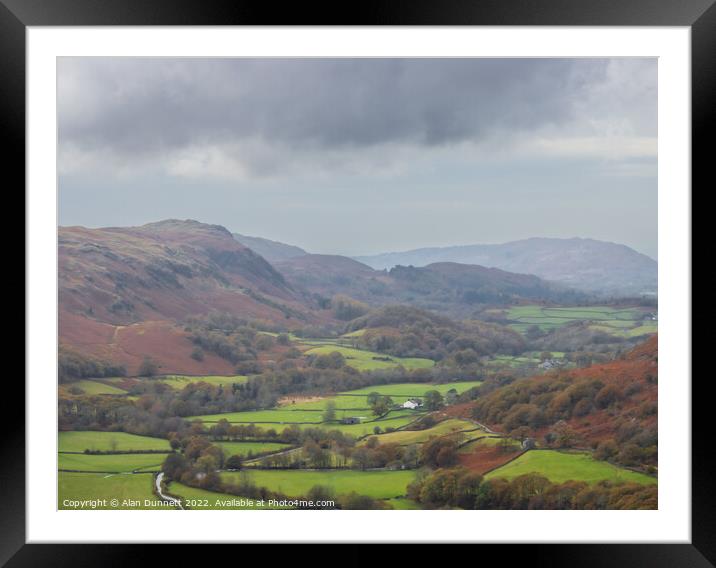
450;335;657;467
58;219;328;374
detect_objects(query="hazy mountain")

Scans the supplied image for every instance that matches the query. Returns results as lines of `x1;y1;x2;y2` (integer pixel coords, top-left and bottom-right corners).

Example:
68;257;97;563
276;254;586;317
233;233;308;263
355;238;657;296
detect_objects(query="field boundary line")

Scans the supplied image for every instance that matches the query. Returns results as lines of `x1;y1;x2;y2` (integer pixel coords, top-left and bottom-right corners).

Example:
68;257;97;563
480;449;530;476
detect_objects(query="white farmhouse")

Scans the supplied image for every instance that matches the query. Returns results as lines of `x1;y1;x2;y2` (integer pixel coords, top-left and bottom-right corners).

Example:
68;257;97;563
402;399;422;410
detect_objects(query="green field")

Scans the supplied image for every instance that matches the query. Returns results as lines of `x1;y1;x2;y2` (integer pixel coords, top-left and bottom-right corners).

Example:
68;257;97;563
304;345;435;371
338;381;483;398
191;382;482;426
341;329;367;338
505;305;657;336
168;482;293;509
186;407;424;438
385;497;422;510
279;396;374;411
186;381;484;437
58;452;169;472
70;380;128;395
486;450;657;485
310;413;425;437
280;381;483;412
188;408;327;424
59;431;171;453
216;441;292;457
222;468;416;499
362;419;480;446
157;375;249;389
58;472;170;509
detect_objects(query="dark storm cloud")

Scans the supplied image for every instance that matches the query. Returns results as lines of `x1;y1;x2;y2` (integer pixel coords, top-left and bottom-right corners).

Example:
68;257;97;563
58;58;606;157
58;57;657;258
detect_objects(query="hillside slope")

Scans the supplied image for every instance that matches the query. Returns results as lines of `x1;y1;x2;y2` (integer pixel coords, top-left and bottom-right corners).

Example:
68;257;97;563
453;335;658;469
276;255;585;317
233;233;308;262
59;219;319;374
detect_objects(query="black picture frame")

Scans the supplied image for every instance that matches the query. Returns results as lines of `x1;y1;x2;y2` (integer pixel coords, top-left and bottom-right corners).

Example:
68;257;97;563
5;0;711;562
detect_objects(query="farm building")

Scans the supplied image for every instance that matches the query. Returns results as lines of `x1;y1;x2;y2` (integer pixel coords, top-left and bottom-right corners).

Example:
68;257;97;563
401;399;422;410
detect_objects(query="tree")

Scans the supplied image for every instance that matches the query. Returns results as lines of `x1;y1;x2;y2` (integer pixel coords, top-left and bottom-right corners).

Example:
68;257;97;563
420;437;459;468
550;421;579;448
340;492;380;510
424;390;444;411
255;334;275;351
307;485;336;507
311;351;346;370
351;448;373;470
366;392;381;406
371;395;393;416
595;384;622;409
138;356;160;377
331;295;369;321
594;439;618;461
161;453;188;479
322;400;337;423
303;440;332;468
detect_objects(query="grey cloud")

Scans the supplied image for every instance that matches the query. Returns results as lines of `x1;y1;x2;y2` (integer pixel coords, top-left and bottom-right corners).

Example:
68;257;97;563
59;58;652;163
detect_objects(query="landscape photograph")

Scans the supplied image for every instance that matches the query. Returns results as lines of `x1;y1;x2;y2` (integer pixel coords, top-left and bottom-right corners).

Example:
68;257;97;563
57;57;658;511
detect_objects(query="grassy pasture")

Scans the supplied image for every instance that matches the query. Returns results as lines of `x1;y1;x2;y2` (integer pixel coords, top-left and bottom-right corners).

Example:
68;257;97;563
188;407;424;436
157;375;249;389
506;305;657;336
385;498;422;509
168;482;292;509
58;472;167;509
188;409;326;424
486;450;657;485
279;396;373;411
69;380;128;395
304;345;434;371
590;323;658;338
362;419;479;446
187;380;485;424
338;381;483;398
222;469;416;499
282;393;436;410
341;329;367;338
216;441;292;457
59;431;171;453
58;452;168;472
310;413;425;436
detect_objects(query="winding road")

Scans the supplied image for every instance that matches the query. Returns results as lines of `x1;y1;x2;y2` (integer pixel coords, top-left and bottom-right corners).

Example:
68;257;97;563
155;472;184;510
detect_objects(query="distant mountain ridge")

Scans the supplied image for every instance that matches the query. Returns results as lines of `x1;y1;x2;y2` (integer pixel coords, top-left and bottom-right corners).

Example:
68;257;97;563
355;237;657;296
233;233;308;263
275;254;587;317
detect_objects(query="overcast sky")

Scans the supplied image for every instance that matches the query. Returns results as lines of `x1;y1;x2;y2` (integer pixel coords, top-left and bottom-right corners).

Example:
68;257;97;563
58;58;657;259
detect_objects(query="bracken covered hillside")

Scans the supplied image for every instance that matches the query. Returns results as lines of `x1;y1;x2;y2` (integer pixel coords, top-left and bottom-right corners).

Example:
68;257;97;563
455;335;658;469
59;220;323;374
